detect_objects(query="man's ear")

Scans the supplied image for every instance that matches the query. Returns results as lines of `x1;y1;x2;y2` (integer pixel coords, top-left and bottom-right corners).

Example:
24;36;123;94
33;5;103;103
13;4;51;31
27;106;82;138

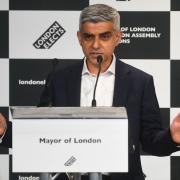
115;31;122;46
77;31;82;46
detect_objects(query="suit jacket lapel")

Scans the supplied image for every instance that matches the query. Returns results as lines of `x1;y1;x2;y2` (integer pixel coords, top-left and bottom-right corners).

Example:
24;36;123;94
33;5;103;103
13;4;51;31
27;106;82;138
113;59;131;107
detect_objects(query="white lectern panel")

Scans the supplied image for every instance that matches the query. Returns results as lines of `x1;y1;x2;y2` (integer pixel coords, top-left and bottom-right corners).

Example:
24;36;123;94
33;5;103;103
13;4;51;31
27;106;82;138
12;118;128;172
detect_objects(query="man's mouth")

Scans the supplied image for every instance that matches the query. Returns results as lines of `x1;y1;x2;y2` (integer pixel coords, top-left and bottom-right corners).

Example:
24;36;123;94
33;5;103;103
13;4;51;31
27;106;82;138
90;52;103;57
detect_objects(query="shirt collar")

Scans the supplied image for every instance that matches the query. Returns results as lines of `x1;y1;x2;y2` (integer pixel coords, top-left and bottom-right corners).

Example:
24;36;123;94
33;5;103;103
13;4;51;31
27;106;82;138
82;54;116;76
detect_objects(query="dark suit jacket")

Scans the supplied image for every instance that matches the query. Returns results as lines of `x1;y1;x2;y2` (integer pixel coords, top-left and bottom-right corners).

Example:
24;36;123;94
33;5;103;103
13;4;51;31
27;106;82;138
49;59;179;180
2;59;178;179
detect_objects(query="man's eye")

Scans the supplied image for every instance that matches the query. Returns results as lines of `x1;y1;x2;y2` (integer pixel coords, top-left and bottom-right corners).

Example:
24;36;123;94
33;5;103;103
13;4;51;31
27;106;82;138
100;34;111;40
83;34;93;41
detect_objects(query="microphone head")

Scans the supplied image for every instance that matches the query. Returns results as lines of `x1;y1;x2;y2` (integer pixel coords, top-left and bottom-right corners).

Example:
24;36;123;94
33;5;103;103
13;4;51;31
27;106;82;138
97;55;103;64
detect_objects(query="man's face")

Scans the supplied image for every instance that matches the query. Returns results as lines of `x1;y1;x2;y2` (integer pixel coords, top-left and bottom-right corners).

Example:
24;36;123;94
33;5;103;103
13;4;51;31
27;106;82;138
77;21;122;73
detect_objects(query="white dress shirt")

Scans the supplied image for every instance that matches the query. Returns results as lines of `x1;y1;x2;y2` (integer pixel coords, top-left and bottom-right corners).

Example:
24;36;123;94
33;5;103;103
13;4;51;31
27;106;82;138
80;55;116;107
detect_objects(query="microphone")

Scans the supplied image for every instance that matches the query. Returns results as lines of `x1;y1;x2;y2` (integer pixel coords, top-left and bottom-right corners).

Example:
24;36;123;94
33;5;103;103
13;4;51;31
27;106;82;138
38;58;59;107
91;55;103;107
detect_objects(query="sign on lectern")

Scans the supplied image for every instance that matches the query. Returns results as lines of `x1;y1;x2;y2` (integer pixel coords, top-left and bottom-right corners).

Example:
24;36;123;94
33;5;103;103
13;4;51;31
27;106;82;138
10;107;128;173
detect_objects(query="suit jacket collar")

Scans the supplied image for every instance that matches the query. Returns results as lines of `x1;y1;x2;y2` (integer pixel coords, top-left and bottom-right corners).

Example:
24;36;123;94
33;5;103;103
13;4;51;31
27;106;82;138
66;59;131;107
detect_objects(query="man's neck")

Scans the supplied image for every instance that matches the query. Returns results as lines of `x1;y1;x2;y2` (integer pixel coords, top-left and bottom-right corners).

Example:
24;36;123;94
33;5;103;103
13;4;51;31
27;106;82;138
86;56;113;75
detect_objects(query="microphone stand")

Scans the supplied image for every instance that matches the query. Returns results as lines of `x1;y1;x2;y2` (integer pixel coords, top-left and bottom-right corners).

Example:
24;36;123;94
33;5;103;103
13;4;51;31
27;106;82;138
90;55;103;180
38;58;59;107
91;55;103;107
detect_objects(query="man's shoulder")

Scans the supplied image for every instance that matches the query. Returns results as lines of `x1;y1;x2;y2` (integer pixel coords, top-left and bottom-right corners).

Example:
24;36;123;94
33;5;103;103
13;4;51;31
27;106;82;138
54;60;83;78
116;59;153;80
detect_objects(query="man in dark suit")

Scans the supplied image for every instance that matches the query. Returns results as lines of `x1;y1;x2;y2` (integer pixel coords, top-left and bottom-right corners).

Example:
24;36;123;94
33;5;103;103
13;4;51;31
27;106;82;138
43;4;180;180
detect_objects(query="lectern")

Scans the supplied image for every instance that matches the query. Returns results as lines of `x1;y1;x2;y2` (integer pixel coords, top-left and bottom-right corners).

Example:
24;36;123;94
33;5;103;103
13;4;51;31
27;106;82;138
10;107;128;175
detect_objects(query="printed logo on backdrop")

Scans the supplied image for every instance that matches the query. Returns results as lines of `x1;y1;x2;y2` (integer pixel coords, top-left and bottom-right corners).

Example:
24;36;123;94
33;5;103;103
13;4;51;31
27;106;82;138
120;26;161;44
115;12;170;59
18;79;46;86
33;21;66;49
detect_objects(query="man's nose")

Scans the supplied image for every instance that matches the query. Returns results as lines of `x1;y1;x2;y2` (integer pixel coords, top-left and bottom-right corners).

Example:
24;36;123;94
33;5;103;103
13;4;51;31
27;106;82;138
92;37;100;49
